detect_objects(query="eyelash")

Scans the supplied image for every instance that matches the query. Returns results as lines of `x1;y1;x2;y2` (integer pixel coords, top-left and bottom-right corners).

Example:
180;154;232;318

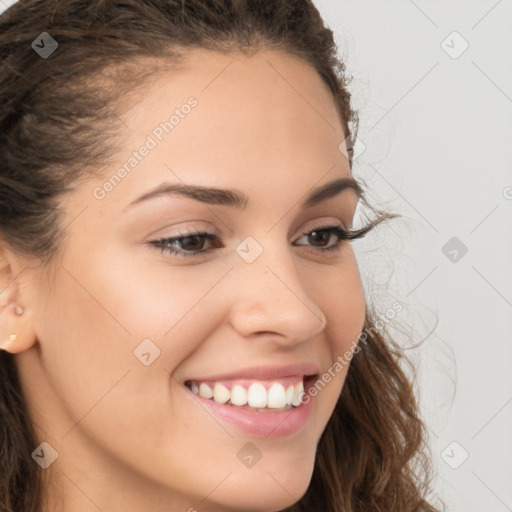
149;223;375;259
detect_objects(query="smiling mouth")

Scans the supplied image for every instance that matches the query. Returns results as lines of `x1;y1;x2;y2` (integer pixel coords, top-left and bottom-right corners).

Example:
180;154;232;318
184;375;318;412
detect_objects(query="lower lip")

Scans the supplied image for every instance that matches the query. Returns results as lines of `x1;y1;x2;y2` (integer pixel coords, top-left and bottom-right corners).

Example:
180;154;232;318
183;381;315;438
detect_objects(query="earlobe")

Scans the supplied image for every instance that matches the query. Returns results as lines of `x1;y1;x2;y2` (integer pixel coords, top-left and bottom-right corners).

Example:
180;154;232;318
1;331;19;352
0;247;38;354
0;302;34;354
0;305;24;352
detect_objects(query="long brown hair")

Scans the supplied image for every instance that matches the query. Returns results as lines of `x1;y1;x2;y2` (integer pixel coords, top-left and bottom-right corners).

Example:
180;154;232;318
0;1;443;510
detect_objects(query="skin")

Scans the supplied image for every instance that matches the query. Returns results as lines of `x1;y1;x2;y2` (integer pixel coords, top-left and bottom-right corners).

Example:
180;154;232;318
0;49;365;512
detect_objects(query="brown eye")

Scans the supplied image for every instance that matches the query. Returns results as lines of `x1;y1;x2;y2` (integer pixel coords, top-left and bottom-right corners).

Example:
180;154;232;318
150;231;222;258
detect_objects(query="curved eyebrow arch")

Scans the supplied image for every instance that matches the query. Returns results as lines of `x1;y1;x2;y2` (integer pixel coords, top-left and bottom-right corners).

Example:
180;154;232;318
123;177;363;212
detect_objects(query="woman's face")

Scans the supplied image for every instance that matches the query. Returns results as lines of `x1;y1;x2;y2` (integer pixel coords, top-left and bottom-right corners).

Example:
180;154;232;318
15;49;366;511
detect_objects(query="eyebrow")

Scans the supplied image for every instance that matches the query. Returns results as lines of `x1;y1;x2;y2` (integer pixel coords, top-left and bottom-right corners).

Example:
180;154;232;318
124;177;363;211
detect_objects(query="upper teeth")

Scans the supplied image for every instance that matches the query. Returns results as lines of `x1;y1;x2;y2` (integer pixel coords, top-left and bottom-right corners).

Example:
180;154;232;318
187;379;305;409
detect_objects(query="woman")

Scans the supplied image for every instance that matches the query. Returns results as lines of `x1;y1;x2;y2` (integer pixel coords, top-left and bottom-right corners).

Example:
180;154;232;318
0;1;442;511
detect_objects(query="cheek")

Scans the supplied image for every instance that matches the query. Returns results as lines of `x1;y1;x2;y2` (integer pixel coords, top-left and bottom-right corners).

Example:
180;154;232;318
315;249;365;395
30;250;237;489
32;267;140;416
317;248;366;351
96;256;232;360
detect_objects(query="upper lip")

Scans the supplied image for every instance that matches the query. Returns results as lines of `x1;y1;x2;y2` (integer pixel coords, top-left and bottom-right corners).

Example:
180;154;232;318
183;363;320;383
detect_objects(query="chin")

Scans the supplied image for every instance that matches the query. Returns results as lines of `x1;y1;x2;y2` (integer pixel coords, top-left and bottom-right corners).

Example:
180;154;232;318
203;460;314;512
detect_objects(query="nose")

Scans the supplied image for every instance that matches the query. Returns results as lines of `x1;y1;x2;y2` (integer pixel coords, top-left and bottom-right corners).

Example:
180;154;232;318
227;243;327;346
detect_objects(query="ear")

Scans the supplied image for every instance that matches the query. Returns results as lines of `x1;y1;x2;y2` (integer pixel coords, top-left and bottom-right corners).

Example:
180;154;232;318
0;243;38;354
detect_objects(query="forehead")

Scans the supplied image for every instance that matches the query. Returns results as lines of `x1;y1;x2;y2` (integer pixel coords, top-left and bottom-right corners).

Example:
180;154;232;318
83;49;353;215
125;48;341;120
119;48;347;157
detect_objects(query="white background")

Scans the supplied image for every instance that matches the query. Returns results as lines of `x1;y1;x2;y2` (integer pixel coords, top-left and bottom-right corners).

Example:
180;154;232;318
1;0;511;510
